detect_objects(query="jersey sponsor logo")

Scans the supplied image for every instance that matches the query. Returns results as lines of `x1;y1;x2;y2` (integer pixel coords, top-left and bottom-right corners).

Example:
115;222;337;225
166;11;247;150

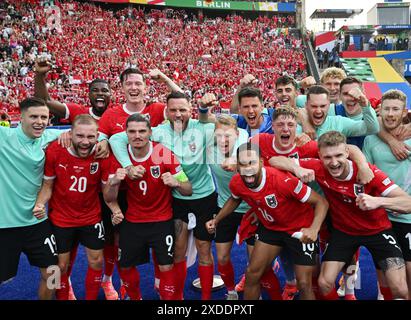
90;162;99;174
74;165;84;173
353;184;364;196
265;194;278;208
150;165;161;178
189;141;197;153
59;164;68;171
382;178;391;186
342;194;353;203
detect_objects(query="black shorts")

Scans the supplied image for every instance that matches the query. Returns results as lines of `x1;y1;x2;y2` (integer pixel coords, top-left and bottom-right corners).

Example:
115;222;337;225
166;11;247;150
0;220;58;283
322;228;404;268
391;221;411;261
215;208;244;243
52;221;106;253
100;190;127;237
118;219;175;268
255;224;318;266
172;192;218;242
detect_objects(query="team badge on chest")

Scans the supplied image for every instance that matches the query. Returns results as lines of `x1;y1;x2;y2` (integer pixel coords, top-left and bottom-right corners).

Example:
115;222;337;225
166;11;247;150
265;194;278;208
150;165;161;178
90;162;99;174
353;184;364;196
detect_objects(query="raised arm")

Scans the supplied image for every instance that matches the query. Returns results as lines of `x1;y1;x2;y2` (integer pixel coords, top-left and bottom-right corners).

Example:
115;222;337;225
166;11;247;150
230;74;257;114
149;69;183;93
34;57;67;118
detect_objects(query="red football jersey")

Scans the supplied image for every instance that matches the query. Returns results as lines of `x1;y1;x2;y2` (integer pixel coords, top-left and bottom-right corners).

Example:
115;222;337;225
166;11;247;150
64;103;102;124
98;103;165;138
250;133;319;166
299;159;396;236
229;167;314;234
110;141;183;223
44;141;111;227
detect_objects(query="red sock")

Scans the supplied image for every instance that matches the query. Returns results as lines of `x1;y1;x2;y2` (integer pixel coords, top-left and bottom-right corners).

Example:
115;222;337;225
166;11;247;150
198;264;214;300
380;286;393;300
322;288;339;300
67;245;79;277
85;267;103;300
103;245;117;278
159;268;178;300
56;273;69;300
312;276;321;300
119;268;142;300
218;262;235;291
152;251;161;286
260;268;282;300
173;260;187;299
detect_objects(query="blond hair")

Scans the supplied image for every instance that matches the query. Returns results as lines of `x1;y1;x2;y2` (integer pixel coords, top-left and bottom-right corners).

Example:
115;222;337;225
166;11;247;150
318;131;347;149
273;106;298;121
215;114;238;129
72;114;98;129
320;67;347;83
381;89;407;109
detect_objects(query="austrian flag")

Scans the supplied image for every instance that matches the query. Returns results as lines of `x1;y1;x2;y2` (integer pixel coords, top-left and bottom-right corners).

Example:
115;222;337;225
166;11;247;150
147;0;165;5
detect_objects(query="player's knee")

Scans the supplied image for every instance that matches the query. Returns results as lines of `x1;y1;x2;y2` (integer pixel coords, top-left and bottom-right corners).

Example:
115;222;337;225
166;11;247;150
217;252;230;265
389;280;408;299
88;254;104;270
297;278;312;293
245;265;262;284
58;262;69;274
318;275;333;293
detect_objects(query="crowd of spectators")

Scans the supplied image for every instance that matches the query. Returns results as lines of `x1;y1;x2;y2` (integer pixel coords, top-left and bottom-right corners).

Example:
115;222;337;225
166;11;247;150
0;0;304;120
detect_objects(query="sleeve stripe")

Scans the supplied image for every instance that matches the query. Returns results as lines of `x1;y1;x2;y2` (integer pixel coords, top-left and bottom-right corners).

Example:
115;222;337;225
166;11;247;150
294;180;303;194
43;175;55;180
231;193;240;199
300;187;311;203
381;184;398;197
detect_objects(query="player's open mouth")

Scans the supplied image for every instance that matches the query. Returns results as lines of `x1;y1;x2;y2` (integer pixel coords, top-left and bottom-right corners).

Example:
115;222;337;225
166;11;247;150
329;164;342;174
280;134;290;144
346;102;357;111
33;126;44;133
330;91;338;99
243;175;256;184
281;97;290;104
129;91;141;98
95;98;106;107
312;114;324;124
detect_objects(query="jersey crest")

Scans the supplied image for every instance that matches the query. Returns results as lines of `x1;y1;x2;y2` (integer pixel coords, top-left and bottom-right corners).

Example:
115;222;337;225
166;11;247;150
150;165;161;178
90;162;99;174
265;194;278;208
353;184;364;196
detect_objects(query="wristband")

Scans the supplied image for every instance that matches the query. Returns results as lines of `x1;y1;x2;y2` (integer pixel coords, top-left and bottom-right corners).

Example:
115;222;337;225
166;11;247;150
198;106;209;114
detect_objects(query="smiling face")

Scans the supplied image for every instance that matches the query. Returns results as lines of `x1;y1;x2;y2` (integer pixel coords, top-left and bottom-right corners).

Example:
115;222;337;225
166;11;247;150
306;93;330;127
322;76;342;104
239;96;264;129
272;114;297;150
20;106;49;139
340;82;363;116
275;83;298;108
237;148;263;189
215;123;239;156
122;73;146;105
380;98;407;132
319;143;350;180
89;81;111;114
71;123;98;158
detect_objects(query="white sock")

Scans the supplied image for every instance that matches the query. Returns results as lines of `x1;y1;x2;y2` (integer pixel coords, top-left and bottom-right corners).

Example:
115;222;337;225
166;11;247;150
103;275;112;283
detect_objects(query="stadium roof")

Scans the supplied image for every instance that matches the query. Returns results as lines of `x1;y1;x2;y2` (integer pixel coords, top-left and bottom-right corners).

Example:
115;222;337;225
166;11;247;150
310;9;363;19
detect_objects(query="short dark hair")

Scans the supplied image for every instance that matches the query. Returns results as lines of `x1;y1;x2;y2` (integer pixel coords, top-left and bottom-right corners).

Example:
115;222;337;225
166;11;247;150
126;113;151;130
236;142;261;160
238;87;263;105
19;97;46;112
275;75;298;90
166;91;190;104
306;85;330;101
89;78;110;91
339;77;363;90
120;68;145;84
